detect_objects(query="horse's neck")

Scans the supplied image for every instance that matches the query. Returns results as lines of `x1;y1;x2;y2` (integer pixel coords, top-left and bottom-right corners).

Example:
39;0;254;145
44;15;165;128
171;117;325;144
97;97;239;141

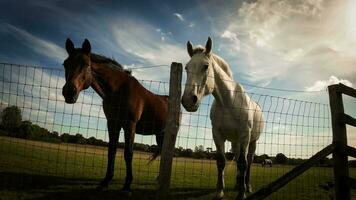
211;60;244;106
90;62;127;99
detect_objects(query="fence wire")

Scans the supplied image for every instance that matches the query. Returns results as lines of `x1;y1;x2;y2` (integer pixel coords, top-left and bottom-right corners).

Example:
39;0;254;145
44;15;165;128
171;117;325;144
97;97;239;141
0;63;335;199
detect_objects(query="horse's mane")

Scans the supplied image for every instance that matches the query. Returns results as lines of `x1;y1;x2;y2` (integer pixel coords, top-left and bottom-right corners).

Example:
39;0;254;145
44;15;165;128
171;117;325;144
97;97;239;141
191;46;233;79
91;53;132;74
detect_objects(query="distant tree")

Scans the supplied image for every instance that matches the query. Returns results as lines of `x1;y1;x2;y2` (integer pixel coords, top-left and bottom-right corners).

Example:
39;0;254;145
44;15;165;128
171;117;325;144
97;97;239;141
74;133;86;144
134;143;149;152
60;133;71;143
17;120;32;138
149;144;158;153
1;106;22;131
319;157;332;167
193;145;206;159
174;146;184;157
182;148;193;157
52;131;59;137
275;153;288;164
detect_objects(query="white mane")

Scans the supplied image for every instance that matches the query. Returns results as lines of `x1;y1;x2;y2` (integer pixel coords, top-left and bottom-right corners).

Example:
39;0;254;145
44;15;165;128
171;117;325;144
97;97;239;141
212;54;233;79
192;45;233;79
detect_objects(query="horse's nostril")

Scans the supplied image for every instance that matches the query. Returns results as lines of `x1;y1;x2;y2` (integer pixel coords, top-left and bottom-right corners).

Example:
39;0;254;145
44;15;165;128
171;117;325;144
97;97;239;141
63;85;77;97
192;95;198;104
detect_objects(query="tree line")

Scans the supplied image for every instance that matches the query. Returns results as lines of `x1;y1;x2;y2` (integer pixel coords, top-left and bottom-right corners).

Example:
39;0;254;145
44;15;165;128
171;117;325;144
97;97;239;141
0;105;334;166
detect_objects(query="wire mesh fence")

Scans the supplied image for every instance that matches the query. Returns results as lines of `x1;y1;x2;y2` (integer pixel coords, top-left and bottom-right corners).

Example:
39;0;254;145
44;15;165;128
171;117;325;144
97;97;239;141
0;62;337;199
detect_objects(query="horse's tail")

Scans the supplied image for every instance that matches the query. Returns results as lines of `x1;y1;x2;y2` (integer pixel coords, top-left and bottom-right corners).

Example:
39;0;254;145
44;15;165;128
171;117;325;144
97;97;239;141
148;132;163;165
148;150;160;165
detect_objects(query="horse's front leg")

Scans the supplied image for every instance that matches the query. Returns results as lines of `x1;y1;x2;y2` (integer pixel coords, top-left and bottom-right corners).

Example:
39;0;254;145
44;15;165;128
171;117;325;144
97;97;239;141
213;132;226;200
122;121;136;194
98;119;120;189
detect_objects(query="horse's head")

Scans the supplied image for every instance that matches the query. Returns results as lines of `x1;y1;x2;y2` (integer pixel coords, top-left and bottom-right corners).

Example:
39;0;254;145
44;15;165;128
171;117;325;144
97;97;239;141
62;38;93;104
181;37;215;112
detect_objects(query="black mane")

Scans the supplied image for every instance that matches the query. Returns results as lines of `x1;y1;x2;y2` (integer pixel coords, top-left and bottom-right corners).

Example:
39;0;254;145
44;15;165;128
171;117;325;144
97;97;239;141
91;53;131;74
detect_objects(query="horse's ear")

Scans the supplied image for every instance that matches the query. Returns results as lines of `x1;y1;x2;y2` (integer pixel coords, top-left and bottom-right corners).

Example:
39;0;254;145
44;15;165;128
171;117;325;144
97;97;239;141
205;37;212;54
187;41;194;57
82;39;91;55
65;38;75;55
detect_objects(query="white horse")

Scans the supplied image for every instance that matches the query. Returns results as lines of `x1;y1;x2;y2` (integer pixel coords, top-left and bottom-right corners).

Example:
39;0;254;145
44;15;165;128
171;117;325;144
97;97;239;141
181;37;264;200
262;159;273;167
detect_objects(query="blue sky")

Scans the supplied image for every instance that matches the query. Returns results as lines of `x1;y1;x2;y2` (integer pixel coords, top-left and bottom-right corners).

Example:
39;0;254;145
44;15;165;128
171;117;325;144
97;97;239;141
0;0;355;157
1;0;355;88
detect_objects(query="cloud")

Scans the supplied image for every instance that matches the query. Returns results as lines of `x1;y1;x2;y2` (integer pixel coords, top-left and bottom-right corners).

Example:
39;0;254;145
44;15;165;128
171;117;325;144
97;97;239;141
220;30;241;52
188;22;195;28
111;18;188;68
173;13;184;21
305;76;353;92
0;23;67;63
217;0;356;90
238;0;324;47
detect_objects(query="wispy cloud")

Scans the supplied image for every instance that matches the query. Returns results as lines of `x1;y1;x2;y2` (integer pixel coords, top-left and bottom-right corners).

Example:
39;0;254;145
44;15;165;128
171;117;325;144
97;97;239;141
0;23;67;63
173;13;184;21
188;22;195;28
111;18;187;69
218;0;356;89
220;30;241;52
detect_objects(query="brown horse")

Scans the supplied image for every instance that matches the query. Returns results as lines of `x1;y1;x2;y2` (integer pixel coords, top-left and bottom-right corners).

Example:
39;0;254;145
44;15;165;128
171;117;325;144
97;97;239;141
62;38;168;194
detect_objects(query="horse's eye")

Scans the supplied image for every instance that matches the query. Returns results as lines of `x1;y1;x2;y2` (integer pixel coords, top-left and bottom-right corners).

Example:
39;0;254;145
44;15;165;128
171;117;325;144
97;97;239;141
203;64;209;71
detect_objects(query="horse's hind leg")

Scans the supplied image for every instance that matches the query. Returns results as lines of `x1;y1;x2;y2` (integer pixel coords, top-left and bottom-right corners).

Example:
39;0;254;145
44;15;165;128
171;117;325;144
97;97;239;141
122;121;136;193
99;120;120;189
154;133;164;182
232;139;249;200
246;140;256;193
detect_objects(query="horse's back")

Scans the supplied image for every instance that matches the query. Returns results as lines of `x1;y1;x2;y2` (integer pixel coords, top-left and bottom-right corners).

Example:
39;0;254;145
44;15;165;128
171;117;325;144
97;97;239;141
103;76;168;135
129;78;168;134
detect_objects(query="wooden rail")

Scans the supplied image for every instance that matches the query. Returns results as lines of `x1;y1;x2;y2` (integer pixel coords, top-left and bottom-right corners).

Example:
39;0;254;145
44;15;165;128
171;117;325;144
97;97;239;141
329;83;356;200
246;144;336;200
247;83;356;200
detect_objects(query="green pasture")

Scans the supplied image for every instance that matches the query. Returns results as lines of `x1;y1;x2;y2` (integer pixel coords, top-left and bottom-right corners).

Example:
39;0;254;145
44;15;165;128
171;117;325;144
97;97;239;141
0;136;345;199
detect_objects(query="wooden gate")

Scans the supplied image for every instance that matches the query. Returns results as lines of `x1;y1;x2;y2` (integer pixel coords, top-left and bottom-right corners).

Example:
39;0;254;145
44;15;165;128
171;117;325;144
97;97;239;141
157;66;356;200
246;83;356;200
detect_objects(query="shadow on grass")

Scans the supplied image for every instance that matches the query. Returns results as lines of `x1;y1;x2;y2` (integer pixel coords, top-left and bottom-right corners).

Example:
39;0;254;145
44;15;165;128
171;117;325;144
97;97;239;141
0;172;217;200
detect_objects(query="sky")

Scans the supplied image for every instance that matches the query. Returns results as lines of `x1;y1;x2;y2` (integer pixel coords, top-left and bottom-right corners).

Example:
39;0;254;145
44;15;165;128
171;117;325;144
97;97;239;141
0;0;355;158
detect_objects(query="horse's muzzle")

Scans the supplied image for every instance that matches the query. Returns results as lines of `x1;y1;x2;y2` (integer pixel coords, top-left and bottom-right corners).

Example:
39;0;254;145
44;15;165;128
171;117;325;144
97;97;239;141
62;85;78;104
181;95;199;112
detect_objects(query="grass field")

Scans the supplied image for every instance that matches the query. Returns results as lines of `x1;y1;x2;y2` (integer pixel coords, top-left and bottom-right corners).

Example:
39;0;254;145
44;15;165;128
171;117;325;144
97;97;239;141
0;136;346;200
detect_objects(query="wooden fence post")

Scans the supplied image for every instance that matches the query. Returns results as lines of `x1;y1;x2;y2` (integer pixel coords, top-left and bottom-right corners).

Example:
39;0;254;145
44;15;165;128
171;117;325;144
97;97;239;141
156;62;182;199
328;84;350;200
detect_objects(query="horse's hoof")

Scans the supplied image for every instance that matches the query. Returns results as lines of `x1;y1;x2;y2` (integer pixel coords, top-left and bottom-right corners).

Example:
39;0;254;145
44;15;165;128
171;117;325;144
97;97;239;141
246;185;253;193
213;191;224;200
